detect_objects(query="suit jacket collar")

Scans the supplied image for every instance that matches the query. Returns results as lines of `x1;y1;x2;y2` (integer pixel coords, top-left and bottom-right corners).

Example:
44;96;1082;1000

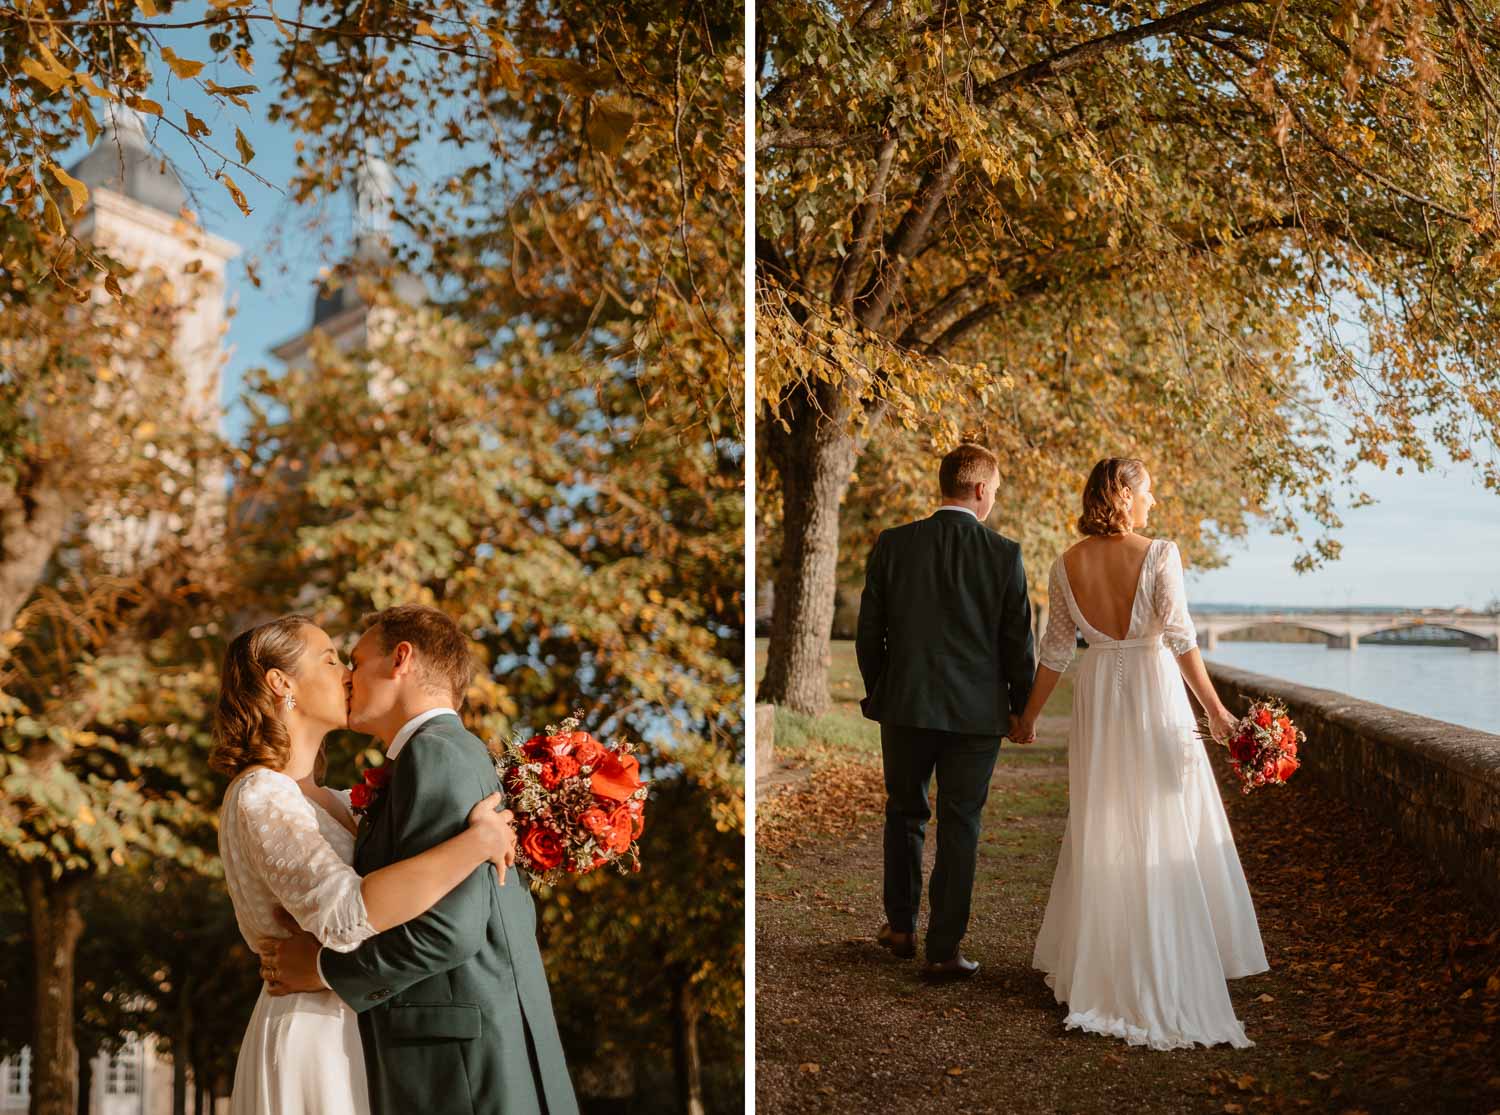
386;707;460;760
932;507;985;525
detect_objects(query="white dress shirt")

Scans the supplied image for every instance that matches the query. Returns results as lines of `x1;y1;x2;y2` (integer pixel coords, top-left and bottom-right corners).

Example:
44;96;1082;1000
314;706;460;989
937;503;981;519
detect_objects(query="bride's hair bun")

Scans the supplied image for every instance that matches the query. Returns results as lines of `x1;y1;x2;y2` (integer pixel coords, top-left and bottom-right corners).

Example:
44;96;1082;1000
1078;458;1146;536
210;614;315;778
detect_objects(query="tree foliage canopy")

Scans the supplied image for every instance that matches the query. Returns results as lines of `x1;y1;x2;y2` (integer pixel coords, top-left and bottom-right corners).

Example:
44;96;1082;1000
757;0;1500;574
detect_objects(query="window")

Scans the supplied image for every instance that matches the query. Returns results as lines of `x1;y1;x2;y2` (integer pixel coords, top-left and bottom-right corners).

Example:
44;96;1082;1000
104;1044;140;1097
3;1048;30;1098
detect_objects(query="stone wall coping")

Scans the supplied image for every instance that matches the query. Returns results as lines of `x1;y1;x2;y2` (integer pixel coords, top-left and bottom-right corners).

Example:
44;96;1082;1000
1206;661;1500;787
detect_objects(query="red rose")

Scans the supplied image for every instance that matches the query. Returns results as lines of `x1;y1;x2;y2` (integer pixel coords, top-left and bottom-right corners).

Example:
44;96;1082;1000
1228;732;1256;764
1254;708;1274;729
538;763;563;791
522;734;551;762
545;734;575;758
581;808;611;838
364;766;391;790
350;783;372;809
1275;754;1300;781
591;750;642;802
1261;759;1278;780
605;806;635;852
572;736;606;768
520;824;564;870
553;754;581;781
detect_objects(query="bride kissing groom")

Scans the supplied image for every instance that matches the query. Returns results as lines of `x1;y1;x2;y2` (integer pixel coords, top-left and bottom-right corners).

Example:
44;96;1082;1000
857;444;1267;1051
212;604;579;1115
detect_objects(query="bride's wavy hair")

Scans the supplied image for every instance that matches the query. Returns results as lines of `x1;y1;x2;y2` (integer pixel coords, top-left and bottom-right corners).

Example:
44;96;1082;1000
1077;457;1147;537
210;614;317;779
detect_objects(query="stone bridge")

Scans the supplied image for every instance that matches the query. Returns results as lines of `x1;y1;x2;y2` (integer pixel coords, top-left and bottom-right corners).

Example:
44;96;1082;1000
1190;609;1500;651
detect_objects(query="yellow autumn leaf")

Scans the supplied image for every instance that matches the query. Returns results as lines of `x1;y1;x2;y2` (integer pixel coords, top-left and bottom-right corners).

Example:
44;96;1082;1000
127;96;164;116
137;0;157;14
36;179;65;234
235;126;255;165
219;172;251;216
21;56;67;94
72;92;100;145
185;110;211;138
78;805;97;826
160;46;205;80
48;162;89;214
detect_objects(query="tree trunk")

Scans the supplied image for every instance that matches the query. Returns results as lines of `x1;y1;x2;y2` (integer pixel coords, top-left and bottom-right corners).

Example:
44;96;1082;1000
759;392;858;715
670;979;705;1115
24;870;82;1115
73;1044;91;1115
171;974;193;1115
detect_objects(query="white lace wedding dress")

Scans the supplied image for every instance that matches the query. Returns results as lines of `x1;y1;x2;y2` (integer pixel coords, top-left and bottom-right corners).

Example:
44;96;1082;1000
219;767;377;1114
1031;538;1268;1050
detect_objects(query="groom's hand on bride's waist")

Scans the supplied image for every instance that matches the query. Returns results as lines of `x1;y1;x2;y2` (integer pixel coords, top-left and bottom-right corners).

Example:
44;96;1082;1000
260;907;327;997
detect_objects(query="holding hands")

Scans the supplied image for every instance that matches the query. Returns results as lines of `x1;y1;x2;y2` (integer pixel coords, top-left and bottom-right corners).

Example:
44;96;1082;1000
1008;714;1037;746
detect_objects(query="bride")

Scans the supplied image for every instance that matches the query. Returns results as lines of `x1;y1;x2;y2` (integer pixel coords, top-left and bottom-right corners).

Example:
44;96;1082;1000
210;614;515;1114
1012;458;1268;1050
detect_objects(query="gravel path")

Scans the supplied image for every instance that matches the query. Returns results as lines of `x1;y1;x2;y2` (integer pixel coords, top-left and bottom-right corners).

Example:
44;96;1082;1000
756;696;1500;1115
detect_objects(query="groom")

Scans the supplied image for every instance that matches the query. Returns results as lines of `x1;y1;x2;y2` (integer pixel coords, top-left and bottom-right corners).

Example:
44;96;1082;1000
856;443;1037;979
263;604;578;1115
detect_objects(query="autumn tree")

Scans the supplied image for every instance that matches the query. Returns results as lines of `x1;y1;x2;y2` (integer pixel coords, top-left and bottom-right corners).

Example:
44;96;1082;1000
756;0;1500;713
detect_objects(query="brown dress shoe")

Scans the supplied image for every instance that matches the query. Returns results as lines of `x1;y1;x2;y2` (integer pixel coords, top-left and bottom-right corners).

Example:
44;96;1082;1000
921;952;979;980
876;924;917;959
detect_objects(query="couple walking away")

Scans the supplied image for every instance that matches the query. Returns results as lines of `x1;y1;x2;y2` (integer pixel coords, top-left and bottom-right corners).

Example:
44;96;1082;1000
857;445;1268;1051
211;603;579;1115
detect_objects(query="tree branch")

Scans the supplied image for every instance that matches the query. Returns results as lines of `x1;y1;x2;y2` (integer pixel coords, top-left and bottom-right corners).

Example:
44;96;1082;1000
831;133;899;309
973;0;1257;104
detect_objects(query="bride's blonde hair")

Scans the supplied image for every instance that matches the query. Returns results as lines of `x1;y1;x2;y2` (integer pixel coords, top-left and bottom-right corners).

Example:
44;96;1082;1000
1077;458;1146;536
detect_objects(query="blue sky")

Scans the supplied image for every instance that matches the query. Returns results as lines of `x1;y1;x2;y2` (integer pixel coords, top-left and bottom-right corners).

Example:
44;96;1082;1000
1187;456;1500;610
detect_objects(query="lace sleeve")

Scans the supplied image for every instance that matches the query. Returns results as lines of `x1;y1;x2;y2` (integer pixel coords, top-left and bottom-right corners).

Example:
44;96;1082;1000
1154;541;1198;656
234;770;376;953
1038;558;1078;673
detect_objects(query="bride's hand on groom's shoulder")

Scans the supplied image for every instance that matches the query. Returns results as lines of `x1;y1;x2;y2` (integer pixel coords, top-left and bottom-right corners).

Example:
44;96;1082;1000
467;791;517;887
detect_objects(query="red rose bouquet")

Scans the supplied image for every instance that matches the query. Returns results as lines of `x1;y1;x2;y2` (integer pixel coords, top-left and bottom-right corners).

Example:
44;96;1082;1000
493;711;648;887
1209;698;1305;795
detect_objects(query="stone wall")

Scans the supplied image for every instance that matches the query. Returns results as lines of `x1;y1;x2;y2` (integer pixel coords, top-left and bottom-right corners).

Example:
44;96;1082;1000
1206;662;1500;916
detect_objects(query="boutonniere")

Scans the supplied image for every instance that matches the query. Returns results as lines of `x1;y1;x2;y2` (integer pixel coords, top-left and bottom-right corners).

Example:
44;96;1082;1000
349;765;392;819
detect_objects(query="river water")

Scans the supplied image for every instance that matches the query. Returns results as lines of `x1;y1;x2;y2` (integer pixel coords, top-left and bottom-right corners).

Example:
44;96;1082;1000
1202;641;1500;736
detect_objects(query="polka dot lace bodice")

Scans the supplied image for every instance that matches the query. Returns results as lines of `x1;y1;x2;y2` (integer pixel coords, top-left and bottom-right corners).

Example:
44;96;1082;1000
219;767;376;957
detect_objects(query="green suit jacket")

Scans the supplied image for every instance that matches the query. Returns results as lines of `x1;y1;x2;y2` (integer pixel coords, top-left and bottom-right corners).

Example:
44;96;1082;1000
855;509;1036;735
321;713;578;1115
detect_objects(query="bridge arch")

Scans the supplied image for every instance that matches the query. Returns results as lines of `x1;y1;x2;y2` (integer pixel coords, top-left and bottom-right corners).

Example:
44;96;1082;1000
1206;619;1342;643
